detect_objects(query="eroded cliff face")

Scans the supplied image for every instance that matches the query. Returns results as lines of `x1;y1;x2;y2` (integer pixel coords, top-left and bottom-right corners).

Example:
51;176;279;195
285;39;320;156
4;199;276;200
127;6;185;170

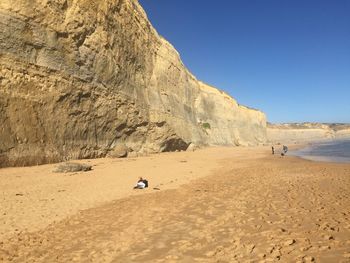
267;123;350;144
0;0;266;167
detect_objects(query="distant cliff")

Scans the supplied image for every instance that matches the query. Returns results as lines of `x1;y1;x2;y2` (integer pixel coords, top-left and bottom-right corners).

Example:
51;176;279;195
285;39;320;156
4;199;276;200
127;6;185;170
0;0;266;167
267;123;350;143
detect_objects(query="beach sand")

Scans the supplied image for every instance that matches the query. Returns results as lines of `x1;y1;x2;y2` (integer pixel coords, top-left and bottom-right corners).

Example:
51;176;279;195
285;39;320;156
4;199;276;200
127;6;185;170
0;146;349;262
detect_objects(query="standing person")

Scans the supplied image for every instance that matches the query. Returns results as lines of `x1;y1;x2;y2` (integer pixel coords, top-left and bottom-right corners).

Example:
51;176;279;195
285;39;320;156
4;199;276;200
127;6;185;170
272;145;275;154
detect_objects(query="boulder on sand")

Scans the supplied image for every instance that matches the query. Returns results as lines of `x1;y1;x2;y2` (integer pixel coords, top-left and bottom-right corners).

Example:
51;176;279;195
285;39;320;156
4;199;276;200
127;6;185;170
54;162;92;173
108;144;128;158
186;143;199;152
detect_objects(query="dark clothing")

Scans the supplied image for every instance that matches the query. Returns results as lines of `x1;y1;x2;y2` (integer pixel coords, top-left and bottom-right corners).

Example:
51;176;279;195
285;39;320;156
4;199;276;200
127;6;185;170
143;179;148;188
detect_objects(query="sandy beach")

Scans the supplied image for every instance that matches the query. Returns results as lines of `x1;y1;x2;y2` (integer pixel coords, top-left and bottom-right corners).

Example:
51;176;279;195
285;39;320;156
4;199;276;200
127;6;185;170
1;146;350;262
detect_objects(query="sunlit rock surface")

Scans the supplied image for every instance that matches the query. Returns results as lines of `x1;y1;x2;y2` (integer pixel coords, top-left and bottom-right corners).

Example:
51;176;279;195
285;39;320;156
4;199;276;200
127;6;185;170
267;123;350;144
0;0;266;167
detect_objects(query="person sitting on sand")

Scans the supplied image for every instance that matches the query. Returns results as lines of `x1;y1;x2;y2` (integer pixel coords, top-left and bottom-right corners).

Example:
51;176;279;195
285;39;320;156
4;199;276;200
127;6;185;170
133;177;148;189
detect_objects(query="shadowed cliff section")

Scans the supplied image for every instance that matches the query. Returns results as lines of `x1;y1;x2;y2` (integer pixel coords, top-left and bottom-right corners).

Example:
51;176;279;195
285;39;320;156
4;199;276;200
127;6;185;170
0;0;266;167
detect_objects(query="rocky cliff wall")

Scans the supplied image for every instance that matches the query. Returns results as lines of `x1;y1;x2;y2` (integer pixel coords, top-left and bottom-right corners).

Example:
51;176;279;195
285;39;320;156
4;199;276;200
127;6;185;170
267;123;350;143
0;0;266;167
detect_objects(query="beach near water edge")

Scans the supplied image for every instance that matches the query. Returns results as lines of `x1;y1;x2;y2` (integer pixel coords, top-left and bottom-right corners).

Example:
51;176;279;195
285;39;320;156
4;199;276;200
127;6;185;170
0;146;350;262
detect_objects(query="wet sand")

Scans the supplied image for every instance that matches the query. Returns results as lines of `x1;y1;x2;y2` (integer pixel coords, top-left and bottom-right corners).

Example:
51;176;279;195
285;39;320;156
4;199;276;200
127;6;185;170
1;146;350;262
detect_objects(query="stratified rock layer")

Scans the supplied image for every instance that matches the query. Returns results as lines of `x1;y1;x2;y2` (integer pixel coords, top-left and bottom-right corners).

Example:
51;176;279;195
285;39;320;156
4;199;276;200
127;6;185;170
0;0;266;167
267;123;350;143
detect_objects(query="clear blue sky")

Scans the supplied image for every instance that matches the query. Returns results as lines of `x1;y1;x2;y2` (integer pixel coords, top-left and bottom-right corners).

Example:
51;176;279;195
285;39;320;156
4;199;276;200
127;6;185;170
139;0;350;123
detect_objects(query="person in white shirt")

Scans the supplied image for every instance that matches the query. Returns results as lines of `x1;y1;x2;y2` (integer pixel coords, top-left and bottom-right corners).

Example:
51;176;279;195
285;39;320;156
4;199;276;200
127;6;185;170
134;177;148;189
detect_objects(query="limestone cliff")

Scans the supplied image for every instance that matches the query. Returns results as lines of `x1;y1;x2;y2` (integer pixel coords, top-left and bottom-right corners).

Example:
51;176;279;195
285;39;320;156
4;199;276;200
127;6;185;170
267;123;350;143
0;0;266;167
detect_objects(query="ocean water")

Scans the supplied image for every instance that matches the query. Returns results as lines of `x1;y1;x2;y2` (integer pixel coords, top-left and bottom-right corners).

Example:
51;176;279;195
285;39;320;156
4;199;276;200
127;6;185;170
290;139;350;163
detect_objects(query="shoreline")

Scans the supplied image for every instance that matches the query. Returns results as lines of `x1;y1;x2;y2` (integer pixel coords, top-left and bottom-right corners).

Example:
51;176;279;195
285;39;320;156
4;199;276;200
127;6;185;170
1;146;350;262
289;139;350;164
